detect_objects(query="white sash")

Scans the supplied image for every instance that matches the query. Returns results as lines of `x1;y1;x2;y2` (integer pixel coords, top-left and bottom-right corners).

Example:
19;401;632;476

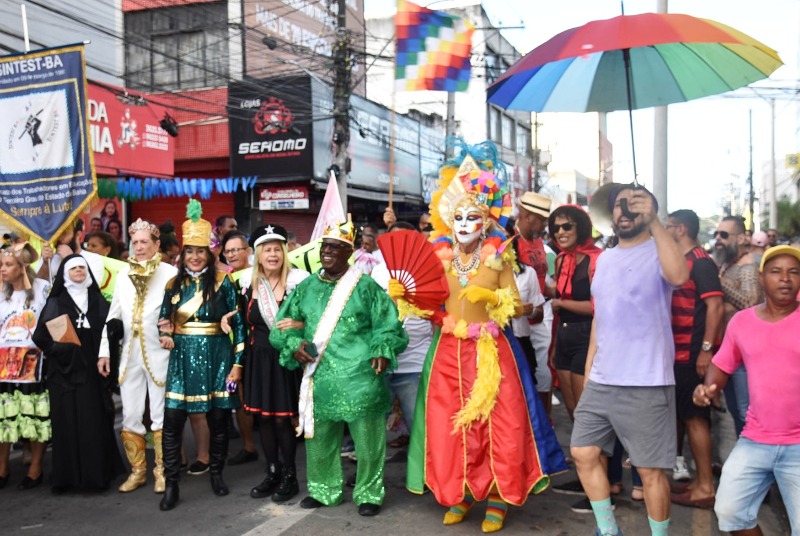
296;266;361;438
254;276;279;329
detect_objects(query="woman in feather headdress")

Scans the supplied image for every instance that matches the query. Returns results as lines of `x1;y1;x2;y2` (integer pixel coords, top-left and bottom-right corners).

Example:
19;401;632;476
405;139;567;533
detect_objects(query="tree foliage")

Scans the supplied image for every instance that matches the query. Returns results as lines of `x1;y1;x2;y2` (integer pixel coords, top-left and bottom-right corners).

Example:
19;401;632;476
764;196;800;240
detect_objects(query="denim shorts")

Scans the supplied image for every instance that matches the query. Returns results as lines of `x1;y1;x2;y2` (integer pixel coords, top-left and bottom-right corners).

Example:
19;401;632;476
715;437;800;533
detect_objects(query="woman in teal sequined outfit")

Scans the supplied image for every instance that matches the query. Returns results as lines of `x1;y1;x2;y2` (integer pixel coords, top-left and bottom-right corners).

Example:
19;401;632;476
157;206;245;511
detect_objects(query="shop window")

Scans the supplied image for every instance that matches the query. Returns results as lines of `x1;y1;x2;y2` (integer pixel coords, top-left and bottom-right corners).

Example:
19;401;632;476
501;115;514;150
125;2;229;91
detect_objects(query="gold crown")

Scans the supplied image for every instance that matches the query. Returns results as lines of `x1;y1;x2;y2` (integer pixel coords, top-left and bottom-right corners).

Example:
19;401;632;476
182;217;212;247
322;216;356;246
182;198;212;247
128;218;160;238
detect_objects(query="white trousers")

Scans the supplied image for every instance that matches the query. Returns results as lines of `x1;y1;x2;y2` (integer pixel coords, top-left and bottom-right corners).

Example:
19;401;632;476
529;317;553;393
119;341;165;435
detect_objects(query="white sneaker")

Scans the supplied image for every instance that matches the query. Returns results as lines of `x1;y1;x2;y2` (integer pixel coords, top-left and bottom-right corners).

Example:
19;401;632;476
551;394;561;406
673;455;691;481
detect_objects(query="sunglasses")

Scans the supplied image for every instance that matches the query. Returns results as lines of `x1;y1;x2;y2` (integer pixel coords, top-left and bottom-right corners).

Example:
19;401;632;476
713;230;735;239
320;241;349;252
551;223;575;233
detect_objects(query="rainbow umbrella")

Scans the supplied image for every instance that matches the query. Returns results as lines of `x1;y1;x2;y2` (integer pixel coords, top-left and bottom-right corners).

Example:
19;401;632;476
487;12;782;113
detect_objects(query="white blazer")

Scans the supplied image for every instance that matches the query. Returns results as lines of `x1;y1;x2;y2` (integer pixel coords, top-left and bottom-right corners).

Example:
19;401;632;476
99;262;179;386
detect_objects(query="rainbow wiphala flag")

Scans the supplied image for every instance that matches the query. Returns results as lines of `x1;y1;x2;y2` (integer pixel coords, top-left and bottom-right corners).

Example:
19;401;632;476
394;0;474;92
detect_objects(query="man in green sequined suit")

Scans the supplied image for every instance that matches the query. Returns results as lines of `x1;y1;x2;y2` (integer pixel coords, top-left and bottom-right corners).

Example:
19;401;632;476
270;221;407;517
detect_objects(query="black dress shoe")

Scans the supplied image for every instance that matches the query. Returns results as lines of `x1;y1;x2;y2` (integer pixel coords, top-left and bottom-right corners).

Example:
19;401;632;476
358;503;381;516
0;473;9;490
229;449;259;466
18;475;42;491
210;474;229;496
300;496;325;509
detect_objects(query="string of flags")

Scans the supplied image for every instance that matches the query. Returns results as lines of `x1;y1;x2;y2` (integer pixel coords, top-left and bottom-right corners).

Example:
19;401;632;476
97;176;260;201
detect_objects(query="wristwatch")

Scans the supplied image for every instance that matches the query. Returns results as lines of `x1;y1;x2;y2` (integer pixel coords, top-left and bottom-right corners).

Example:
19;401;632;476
701;341;713;352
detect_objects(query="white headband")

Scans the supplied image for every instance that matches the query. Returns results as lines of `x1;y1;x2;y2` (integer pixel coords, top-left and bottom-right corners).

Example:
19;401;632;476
64;256;88;272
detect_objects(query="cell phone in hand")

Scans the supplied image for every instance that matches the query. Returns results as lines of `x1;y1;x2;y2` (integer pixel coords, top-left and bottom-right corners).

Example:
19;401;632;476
305;342;318;358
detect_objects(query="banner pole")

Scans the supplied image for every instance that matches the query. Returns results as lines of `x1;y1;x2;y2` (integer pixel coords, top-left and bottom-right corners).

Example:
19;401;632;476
21;4;30;52
388;91;396;210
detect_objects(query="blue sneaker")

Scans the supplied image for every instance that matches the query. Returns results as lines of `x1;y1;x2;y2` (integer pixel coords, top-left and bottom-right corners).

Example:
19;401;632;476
594;528;623;536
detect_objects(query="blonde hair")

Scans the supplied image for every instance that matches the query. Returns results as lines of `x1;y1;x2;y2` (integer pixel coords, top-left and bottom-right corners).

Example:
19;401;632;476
251;240;289;287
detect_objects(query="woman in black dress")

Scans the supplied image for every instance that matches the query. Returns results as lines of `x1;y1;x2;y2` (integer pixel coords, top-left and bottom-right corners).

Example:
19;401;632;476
32;254;124;492
237;225;307;503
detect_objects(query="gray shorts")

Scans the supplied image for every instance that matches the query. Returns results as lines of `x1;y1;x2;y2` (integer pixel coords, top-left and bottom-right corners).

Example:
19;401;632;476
571;380;677;469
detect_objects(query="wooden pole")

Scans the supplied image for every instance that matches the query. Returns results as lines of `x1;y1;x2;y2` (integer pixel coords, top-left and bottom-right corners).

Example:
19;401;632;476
388;92;396;209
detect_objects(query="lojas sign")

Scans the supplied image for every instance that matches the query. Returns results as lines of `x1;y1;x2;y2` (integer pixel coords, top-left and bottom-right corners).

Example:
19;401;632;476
228;76;314;179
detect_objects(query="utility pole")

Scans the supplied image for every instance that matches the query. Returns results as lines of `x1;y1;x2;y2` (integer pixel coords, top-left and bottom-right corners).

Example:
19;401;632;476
332;0;351;212
532;113;541;192
769;97;777;229
748;110;755;230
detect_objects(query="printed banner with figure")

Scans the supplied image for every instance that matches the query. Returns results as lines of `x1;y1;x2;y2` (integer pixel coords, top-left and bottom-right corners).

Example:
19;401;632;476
0;45;96;242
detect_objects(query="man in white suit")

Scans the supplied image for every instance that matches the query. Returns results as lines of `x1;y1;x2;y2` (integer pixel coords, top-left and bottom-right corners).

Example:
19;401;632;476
98;219;178;494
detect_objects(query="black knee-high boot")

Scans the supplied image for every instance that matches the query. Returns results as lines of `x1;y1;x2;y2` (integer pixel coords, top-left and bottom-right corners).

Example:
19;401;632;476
207;408;229;496
160;409;187;511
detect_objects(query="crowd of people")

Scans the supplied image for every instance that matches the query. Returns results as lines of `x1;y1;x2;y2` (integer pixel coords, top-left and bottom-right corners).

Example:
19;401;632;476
1;143;799;535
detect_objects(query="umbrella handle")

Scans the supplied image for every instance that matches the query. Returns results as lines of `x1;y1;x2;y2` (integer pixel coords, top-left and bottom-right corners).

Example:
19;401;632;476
619;185;658;220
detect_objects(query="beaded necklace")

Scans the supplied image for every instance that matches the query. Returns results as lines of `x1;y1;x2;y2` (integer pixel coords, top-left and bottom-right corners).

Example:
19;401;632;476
451;242;482;287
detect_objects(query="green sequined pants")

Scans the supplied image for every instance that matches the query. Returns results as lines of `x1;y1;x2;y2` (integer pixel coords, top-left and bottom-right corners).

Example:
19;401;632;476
305;414;386;506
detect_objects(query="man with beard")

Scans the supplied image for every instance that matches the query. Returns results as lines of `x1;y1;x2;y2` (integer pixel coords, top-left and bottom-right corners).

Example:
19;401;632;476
666;209;723;509
571;186;688;536
712;216;762;437
269;220;407;517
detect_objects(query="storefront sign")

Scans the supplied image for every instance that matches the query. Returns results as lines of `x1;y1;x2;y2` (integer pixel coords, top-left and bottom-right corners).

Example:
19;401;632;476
87;81;174;178
259;185;309;210
229;76;314;179
0;45;95;242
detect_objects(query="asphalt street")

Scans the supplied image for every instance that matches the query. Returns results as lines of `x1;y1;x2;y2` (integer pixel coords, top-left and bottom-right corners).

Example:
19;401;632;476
1;393;789;536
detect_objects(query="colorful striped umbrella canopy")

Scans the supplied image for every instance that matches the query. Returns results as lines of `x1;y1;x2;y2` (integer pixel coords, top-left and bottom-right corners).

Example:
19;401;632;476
487;12;783;113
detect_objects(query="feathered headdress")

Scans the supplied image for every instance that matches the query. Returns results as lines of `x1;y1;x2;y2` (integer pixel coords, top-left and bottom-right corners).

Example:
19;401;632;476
429;137;511;248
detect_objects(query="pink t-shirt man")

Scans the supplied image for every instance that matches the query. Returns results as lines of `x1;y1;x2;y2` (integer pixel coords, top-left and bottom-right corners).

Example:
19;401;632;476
712;306;800;445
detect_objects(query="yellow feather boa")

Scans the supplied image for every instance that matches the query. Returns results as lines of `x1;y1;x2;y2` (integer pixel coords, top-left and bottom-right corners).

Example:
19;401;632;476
453;326;502;430
396;298;433;321
487;286;518;328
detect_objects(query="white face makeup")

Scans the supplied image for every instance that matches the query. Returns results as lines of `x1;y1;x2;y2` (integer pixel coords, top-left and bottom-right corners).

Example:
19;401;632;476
453;206;485;245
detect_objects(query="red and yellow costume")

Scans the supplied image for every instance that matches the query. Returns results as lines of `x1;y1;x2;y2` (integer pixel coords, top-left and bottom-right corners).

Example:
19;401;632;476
405;143;567;531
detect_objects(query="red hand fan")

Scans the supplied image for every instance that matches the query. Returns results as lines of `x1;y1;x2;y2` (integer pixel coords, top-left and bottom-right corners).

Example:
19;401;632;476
377;230;449;310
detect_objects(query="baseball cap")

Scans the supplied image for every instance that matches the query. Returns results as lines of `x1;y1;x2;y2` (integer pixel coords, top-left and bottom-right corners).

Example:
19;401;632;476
750;231;768;248
759;244;800;272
